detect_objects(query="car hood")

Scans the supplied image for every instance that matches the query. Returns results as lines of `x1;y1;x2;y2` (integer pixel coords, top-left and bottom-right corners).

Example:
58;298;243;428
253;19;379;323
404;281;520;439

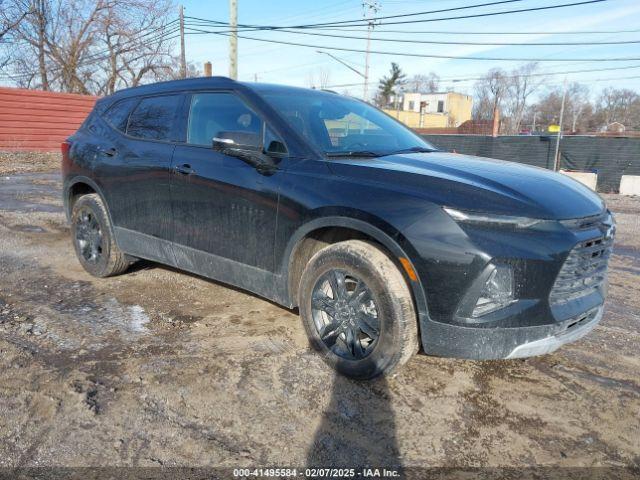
326;151;605;220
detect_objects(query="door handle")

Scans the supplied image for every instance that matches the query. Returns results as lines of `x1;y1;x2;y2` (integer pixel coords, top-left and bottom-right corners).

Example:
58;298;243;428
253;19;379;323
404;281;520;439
100;147;117;157
174;163;194;175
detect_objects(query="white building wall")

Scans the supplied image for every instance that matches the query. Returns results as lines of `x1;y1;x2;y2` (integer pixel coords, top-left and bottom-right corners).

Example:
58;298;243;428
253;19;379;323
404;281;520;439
402;93;449;113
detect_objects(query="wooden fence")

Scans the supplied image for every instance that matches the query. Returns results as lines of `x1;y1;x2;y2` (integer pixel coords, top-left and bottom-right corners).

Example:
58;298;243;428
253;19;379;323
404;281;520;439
0;87;97;152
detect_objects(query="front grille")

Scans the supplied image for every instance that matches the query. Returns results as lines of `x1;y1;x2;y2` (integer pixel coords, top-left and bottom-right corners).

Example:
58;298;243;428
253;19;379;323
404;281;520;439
550;227;614;305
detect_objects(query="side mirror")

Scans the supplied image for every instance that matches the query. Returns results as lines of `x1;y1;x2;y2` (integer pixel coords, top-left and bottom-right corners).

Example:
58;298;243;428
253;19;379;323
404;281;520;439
212;130;277;174
212;131;261;152
265;140;288;158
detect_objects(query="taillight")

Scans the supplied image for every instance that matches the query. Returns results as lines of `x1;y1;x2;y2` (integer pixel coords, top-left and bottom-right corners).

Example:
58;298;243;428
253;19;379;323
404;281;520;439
61;140;71;164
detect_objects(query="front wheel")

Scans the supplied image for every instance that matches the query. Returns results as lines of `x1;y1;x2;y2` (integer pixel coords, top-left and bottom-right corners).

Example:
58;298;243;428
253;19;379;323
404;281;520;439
298;240;419;379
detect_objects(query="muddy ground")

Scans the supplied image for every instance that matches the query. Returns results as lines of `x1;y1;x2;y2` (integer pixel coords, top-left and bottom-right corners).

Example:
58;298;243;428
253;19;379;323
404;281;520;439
0;155;638;476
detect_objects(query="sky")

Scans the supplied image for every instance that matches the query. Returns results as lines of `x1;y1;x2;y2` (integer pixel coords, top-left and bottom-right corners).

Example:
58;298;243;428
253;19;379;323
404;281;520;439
180;0;640;100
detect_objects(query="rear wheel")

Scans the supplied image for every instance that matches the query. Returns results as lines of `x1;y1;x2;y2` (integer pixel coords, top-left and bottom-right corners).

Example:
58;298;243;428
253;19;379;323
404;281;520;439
298;240;418;379
71;193;133;277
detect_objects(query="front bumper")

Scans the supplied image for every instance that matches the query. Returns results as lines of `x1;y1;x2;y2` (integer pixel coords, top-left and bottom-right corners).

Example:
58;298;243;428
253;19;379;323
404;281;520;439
421;304;603;360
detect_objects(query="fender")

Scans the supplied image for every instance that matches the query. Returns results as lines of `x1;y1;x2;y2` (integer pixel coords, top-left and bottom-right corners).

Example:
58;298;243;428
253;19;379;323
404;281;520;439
280;215;429;318
63;175;109;217
62;175;125;247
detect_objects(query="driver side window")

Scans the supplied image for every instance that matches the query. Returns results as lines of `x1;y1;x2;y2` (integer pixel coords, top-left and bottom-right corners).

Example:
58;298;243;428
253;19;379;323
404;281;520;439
187;93;262;147
323;111;388;149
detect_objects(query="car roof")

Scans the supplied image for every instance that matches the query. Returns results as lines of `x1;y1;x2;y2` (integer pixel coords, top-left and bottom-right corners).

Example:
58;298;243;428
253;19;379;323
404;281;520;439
108;76;237;99
105;77;338;101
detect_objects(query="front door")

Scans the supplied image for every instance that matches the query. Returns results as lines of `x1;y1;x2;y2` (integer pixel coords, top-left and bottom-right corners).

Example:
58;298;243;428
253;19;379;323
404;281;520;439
170;91;282;278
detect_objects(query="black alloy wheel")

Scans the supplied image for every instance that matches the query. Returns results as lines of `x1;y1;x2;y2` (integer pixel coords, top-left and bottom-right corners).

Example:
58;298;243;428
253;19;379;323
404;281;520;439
311;269;380;360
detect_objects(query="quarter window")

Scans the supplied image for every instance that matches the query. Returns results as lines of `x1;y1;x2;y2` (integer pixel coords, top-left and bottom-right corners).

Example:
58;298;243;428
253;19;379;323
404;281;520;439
103;97;137;132
187;93;262;147
126;95;182;141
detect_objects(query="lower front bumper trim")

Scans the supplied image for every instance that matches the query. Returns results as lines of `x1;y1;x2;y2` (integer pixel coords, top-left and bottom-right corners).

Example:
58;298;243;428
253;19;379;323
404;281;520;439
505;307;603;359
419;305;604;360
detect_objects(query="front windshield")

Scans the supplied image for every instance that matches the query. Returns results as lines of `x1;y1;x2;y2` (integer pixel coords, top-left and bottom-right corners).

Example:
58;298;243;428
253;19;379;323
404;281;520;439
260;90;437;157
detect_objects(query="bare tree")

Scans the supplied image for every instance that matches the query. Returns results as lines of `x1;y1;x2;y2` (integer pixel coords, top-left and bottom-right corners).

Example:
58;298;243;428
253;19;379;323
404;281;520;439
472;68;509;121
0;1;33;72
317;67;331;89
306;69;316;89
0;0;31;39
504;63;545;134
595;87;640;129
526;83;594;133
306;67;332;90
527;89;562;130
95;0;177;94
565;83;591;132
10;0;176;94
407;72;439;93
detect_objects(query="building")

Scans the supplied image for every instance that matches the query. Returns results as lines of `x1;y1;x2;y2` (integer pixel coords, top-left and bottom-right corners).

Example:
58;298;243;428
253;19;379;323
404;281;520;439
399;91;473;128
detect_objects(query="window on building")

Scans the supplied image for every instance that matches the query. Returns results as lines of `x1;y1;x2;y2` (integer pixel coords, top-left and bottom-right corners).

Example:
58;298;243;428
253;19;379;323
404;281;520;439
408;101;415;111
126;95;182;141
437;100;445;113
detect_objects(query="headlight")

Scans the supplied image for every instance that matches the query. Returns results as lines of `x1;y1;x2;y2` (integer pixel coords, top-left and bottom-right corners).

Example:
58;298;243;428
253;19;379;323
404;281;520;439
472;264;515;317
443;207;544;228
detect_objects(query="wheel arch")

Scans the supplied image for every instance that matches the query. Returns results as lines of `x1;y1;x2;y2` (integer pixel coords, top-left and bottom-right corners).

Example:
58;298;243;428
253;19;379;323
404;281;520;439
282;215;429;318
64;176;109;221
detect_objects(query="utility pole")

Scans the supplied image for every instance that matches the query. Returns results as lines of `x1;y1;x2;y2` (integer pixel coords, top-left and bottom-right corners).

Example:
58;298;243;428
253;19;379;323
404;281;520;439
179;5;186;79
554;77;568;171
229;0;238;79
362;1;380;103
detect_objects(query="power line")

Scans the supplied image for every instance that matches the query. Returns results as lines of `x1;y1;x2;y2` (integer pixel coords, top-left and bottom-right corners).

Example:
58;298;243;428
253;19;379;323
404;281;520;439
187;31;640;62
324;74;640;89
183;24;640;46
282;26;640;35
184;0;609;30
184;0;529;28
185;17;640;36
440;64;640;81
288;0;530;27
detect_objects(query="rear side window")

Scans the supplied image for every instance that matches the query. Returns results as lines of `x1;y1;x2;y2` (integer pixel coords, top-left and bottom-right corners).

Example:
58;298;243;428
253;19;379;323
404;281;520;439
102;98;137;132
127;95;182;141
187;93;262;146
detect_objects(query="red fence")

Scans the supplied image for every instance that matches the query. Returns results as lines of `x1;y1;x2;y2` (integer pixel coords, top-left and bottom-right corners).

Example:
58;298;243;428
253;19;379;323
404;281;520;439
0;87;97;152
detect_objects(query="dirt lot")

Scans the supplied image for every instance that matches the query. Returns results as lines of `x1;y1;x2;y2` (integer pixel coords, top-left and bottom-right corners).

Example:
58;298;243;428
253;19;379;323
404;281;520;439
0;155;638;476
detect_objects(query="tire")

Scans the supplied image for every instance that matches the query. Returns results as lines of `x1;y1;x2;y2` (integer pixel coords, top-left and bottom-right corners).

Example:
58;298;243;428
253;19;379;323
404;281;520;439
71;193;133;278
298;240;419;380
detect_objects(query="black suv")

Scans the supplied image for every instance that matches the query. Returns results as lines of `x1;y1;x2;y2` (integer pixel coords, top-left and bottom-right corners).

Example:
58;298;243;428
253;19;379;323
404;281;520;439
62;77;614;379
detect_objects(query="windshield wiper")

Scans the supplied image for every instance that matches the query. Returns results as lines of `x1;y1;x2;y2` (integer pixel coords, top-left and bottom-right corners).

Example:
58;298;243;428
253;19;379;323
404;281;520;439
389;146;438;154
326;151;382;158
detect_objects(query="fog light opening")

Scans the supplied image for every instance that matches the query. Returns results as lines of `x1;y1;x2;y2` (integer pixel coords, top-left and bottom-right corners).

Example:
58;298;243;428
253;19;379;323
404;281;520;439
472;264;515;317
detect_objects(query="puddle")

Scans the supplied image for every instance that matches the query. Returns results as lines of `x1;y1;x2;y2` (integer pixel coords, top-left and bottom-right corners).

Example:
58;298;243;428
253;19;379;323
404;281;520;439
0;172;63;213
127;304;150;333
73;297;150;336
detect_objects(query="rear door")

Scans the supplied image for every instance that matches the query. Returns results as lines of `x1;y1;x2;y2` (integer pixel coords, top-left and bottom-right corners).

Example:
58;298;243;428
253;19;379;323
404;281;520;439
99;93;184;263
169;91;283;273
